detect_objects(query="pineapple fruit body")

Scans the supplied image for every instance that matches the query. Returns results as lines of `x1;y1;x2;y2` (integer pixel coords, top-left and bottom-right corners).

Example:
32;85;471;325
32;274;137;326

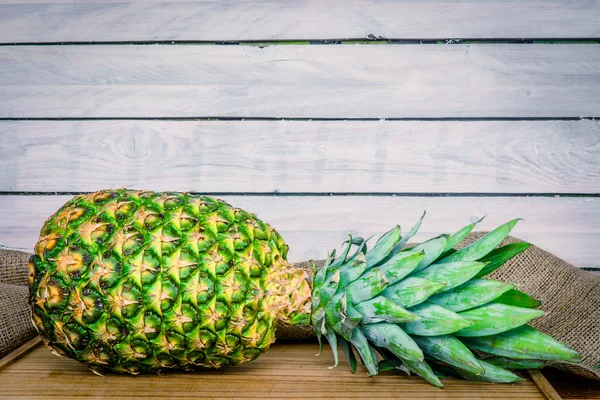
29;190;311;373
30;189;580;386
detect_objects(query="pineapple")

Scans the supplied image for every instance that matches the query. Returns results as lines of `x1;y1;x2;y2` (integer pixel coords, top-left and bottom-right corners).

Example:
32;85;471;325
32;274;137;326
29;189;580;386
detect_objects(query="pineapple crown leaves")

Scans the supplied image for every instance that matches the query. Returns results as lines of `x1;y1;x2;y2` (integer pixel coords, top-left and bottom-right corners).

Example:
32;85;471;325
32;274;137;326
309;215;581;387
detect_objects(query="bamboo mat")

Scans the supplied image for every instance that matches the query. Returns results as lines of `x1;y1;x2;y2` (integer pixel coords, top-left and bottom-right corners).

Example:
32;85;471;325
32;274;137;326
0;338;550;400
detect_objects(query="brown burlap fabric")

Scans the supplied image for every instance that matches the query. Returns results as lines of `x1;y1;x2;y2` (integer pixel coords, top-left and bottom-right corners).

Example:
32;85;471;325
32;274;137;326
0;248;30;286
0;249;37;358
0;282;37;358
1;238;598;380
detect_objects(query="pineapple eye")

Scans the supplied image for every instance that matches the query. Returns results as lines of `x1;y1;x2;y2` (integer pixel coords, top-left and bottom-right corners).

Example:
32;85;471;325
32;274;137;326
156;353;177;368
43;277;69;313
190;274;215;305
163;196;184;210
115;202;137;221
143;213;163;230
135;250;160;286
130;339;152;359
159;277;179;312
213;301;231;332
160;224;182;256
214;251;234;276
171;247;198;282
179;211;198;231
198;197;219;213
87;341;116;366
243;348;261;362
215;219;230;233
143;311;162;340
179;303;199;333
63;322;90;350
104;317;127;343
120;282;143;319
193;228;216;252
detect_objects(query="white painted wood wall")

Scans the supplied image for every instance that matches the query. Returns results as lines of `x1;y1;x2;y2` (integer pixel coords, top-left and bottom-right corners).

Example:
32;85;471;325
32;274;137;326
0;1;599;271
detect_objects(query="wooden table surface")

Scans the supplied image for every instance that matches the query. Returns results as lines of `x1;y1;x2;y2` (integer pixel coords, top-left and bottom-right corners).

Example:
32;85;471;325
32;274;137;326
0;339;548;400
2;337;599;400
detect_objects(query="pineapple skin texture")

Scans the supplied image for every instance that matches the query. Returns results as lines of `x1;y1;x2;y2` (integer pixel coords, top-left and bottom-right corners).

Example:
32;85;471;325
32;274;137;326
29;190;311;374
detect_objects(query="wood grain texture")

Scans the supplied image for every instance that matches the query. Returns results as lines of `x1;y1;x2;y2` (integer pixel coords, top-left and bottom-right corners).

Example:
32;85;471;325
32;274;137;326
1;195;598;267
0;336;41;371
529;370;563;400
0;342;544;399
1;45;600;118
2;120;599;194
1;1;599;42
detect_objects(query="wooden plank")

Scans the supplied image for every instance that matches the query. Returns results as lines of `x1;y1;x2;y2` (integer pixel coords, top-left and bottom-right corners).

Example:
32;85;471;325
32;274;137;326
0;336;41;371
1;195;598;267
1;1;599;42
1;45;600;118
2;120;598;194
543;368;600;400
0;342;544;399
529;370;563;400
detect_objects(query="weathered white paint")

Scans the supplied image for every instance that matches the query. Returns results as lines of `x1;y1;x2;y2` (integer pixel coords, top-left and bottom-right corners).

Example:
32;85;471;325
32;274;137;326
1;195;598;267
1;1;599;42
1;120;599;193
2;45;599;118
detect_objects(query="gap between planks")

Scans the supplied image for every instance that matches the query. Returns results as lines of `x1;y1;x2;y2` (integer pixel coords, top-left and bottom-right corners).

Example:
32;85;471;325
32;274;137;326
2;39;600;46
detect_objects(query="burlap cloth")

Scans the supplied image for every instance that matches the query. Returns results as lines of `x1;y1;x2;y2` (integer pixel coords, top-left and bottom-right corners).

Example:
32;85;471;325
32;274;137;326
0;249;37;359
1;234;598;380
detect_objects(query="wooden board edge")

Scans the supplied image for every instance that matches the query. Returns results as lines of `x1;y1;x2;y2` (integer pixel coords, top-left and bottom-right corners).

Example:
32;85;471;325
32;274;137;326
0;335;42;371
528;369;563;400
